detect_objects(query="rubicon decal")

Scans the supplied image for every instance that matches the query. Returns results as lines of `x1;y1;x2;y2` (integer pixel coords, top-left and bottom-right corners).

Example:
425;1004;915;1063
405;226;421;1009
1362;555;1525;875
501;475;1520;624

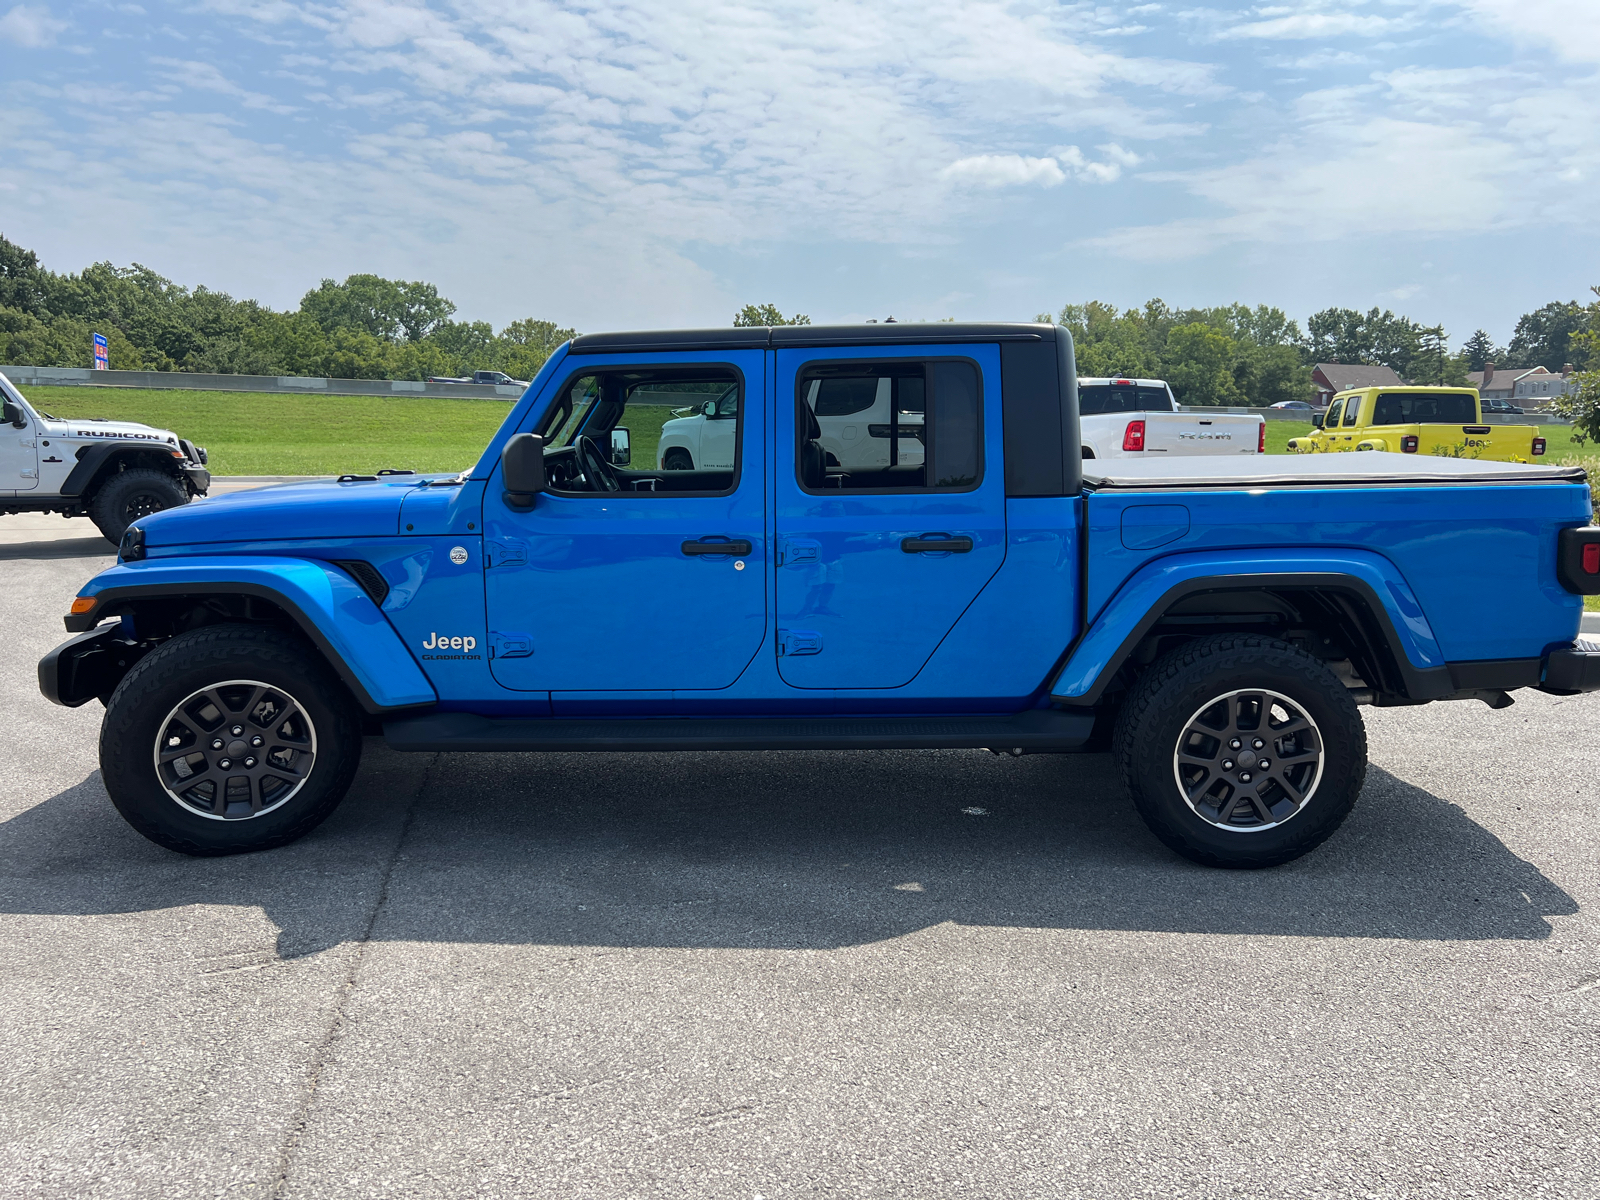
421;632;481;660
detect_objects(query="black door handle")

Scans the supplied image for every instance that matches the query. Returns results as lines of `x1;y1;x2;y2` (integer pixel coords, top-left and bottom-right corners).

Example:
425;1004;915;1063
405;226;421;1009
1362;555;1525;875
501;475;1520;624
901;535;973;554
682;539;753;556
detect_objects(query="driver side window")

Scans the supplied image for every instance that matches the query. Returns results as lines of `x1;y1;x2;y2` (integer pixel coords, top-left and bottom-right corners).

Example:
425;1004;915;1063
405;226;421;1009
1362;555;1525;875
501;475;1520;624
536;366;743;497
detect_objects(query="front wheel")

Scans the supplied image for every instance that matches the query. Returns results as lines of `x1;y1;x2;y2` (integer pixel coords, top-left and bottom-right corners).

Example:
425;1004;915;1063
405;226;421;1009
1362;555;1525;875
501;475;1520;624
99;624;363;855
662;448;694;471
1113;634;1366;868
89;468;189;543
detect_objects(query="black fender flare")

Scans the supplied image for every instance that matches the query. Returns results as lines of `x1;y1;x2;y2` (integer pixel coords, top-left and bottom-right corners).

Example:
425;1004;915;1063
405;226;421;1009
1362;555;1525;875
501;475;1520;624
61;444;183;498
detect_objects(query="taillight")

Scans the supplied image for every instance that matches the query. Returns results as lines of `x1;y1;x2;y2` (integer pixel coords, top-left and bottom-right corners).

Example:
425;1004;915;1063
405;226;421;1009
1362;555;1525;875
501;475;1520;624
1557;527;1600;594
1586;544;1600;575
1401;435;1418;453
1257;422;1265;453
1532;437;1546;456
1123;420;1146;452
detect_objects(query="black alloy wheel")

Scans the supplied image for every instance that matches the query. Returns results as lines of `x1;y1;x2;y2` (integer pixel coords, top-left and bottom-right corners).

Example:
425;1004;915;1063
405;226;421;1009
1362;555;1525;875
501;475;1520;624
1114;634;1366;868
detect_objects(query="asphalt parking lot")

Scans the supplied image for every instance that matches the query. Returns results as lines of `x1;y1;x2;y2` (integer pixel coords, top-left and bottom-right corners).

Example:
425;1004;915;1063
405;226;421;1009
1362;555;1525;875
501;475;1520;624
3;498;1599;1199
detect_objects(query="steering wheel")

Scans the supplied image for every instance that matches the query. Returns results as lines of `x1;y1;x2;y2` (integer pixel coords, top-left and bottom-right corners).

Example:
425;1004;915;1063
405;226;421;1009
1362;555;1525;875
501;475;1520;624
575;435;621;492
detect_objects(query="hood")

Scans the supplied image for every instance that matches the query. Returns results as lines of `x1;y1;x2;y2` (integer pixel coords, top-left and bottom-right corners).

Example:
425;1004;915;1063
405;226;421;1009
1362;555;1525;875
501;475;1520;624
136;475;430;546
49;414;180;446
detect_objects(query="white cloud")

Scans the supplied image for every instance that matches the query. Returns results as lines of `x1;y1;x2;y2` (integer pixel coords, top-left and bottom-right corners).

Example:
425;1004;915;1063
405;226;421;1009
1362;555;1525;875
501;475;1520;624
1220;11;1411;40
1454;0;1600;63
0;3;67;47
944;155;1067;188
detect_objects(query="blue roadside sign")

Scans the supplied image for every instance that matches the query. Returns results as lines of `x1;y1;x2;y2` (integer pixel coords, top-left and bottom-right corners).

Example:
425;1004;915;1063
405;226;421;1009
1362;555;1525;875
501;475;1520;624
93;332;109;370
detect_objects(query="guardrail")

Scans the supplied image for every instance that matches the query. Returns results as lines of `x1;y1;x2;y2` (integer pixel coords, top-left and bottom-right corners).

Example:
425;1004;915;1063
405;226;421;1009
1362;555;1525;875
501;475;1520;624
0;364;525;401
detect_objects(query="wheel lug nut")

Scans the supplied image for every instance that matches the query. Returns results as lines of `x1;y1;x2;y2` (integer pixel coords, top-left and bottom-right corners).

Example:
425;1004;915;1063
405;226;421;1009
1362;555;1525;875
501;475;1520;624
231;726;244;736
250;736;263;747
1253;738;1264;750
1258;759;1270;770
1229;738;1241;750
244;757;256;768
219;758;232;770
211;739;224;750
1240;771;1252;783
1222;760;1235;770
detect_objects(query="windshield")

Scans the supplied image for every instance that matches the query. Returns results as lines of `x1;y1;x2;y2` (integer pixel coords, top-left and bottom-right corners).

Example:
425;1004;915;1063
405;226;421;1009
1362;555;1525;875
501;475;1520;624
1371;392;1478;425
1079;384;1171;415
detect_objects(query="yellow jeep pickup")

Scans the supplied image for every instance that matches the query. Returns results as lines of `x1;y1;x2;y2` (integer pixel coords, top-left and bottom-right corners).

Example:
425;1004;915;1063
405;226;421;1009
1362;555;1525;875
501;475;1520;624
1286;386;1547;461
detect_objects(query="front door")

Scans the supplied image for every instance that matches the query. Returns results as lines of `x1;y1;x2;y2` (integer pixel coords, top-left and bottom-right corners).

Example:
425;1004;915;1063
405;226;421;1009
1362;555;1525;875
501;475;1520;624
774;345;1007;690
0;395;38;492
483;351;767;693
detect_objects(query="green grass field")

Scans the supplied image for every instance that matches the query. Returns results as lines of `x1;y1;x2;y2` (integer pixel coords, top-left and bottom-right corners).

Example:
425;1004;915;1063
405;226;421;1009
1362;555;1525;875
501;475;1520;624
23;387;691;477
21;385;1599;486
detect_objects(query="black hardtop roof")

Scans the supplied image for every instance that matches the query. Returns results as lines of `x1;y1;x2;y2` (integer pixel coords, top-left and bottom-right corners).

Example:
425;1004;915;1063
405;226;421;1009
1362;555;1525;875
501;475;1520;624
567;322;1053;355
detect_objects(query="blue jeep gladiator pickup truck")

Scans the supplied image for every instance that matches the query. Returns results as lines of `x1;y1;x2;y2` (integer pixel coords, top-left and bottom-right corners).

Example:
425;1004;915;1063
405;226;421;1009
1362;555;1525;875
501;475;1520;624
37;323;1600;868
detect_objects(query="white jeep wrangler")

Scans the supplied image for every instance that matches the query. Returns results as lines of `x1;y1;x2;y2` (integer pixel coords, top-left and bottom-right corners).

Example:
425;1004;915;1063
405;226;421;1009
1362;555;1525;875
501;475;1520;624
1;371;210;544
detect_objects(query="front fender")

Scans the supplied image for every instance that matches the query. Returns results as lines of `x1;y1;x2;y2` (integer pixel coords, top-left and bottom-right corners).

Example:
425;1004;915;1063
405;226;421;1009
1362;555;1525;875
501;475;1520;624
65;556;437;713
1050;548;1447;706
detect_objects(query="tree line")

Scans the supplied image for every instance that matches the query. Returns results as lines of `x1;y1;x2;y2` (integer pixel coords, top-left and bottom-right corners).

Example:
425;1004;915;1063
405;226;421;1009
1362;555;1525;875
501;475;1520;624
1;236;1593;414
0;236;574;383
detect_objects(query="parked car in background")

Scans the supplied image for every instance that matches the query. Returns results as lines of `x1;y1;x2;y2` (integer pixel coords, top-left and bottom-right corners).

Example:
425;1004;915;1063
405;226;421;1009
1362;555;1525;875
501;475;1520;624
1078;376;1264;459
1481;396;1525;416
427;371;529;388
1270;401;1316;412
1287;386;1545;461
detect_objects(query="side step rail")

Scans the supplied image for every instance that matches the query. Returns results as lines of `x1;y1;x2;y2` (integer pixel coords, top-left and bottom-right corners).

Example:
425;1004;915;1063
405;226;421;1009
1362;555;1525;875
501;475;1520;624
382;708;1095;754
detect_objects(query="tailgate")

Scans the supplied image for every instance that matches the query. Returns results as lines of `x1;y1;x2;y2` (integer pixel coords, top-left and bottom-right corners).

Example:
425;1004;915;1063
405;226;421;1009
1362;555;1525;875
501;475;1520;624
1143;412;1262;455
1417;423;1536;462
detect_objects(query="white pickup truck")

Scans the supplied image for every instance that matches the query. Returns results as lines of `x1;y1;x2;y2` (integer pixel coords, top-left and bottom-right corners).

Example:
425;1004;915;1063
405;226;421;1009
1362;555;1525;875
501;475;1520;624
1078;376;1265;460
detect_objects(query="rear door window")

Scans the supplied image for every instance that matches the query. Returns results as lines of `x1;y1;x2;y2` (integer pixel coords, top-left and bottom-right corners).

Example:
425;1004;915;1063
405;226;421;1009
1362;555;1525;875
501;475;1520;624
797;359;980;492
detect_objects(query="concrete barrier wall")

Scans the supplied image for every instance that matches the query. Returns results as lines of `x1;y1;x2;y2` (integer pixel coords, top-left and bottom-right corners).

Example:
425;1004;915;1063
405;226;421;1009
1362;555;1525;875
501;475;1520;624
0;364;524;401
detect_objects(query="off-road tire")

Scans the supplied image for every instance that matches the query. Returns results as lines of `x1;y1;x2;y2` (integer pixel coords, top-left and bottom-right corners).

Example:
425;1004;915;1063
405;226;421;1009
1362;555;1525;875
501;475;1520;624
99;624;363;856
89;467;188;544
663;448;694;471
1113;634;1366;869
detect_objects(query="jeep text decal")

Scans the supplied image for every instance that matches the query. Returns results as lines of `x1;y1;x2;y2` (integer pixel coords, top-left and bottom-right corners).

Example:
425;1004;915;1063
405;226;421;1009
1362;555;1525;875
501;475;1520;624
421;632;480;660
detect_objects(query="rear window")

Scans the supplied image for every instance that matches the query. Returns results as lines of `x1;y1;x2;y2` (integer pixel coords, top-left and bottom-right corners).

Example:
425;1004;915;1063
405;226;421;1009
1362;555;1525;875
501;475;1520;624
1079;384;1171;415
1371;392;1477;425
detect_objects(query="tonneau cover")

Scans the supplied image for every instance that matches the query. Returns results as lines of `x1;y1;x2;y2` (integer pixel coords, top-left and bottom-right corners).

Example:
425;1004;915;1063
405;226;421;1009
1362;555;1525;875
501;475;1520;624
1083;451;1588;490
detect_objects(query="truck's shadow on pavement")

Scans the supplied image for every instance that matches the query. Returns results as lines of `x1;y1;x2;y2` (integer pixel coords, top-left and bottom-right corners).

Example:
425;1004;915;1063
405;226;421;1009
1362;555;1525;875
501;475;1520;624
0;742;1575;958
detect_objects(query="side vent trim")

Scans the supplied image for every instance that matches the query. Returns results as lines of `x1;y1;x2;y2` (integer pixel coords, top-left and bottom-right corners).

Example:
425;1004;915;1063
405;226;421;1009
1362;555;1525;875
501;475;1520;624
331;559;390;606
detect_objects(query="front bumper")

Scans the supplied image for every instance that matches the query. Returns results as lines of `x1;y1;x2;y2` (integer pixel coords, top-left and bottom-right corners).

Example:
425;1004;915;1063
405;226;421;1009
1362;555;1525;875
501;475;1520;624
183;464;211;495
38;624;147;707
1543;638;1600;695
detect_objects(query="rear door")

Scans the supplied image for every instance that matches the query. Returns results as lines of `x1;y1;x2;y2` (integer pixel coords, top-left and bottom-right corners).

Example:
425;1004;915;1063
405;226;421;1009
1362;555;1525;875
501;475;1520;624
773;344;1005;690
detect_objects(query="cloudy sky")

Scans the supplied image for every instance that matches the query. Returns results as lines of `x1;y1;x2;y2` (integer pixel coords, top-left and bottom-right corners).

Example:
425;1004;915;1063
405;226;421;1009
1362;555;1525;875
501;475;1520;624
2;0;1596;343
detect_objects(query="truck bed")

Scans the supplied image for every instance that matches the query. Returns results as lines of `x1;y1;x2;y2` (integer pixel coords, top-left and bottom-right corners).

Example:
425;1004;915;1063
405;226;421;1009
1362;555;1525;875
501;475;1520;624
1083;451;1587;490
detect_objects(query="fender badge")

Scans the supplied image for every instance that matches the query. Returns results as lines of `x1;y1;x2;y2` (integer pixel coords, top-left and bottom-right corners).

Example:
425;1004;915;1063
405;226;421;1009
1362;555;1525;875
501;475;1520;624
449;545;469;565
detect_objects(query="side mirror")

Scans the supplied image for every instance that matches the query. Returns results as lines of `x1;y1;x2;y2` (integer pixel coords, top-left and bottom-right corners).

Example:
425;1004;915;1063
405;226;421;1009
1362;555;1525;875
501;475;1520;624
609;427;631;466
2;400;23;428
501;433;546;508
702;399;717;418
1311;413;1324;428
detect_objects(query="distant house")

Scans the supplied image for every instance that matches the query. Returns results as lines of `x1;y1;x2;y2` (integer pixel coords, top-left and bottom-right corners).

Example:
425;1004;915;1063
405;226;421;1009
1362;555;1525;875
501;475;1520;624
1467;363;1574;408
1312;363;1404;407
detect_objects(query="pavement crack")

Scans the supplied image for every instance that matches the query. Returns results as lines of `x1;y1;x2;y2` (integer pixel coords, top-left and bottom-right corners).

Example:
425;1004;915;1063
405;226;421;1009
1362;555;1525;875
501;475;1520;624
266;751;437;1200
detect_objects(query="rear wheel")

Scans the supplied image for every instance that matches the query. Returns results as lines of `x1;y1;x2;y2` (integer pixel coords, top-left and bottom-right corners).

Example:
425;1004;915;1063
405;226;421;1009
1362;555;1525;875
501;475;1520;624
89;468;188;543
99;624;363;855
1113;634;1366;868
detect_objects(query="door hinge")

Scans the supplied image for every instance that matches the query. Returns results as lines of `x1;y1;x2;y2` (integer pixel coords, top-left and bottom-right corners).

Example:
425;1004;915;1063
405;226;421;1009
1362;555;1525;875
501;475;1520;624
489;631;533;659
485;538;527;568
777;629;823;657
777;538;820;568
